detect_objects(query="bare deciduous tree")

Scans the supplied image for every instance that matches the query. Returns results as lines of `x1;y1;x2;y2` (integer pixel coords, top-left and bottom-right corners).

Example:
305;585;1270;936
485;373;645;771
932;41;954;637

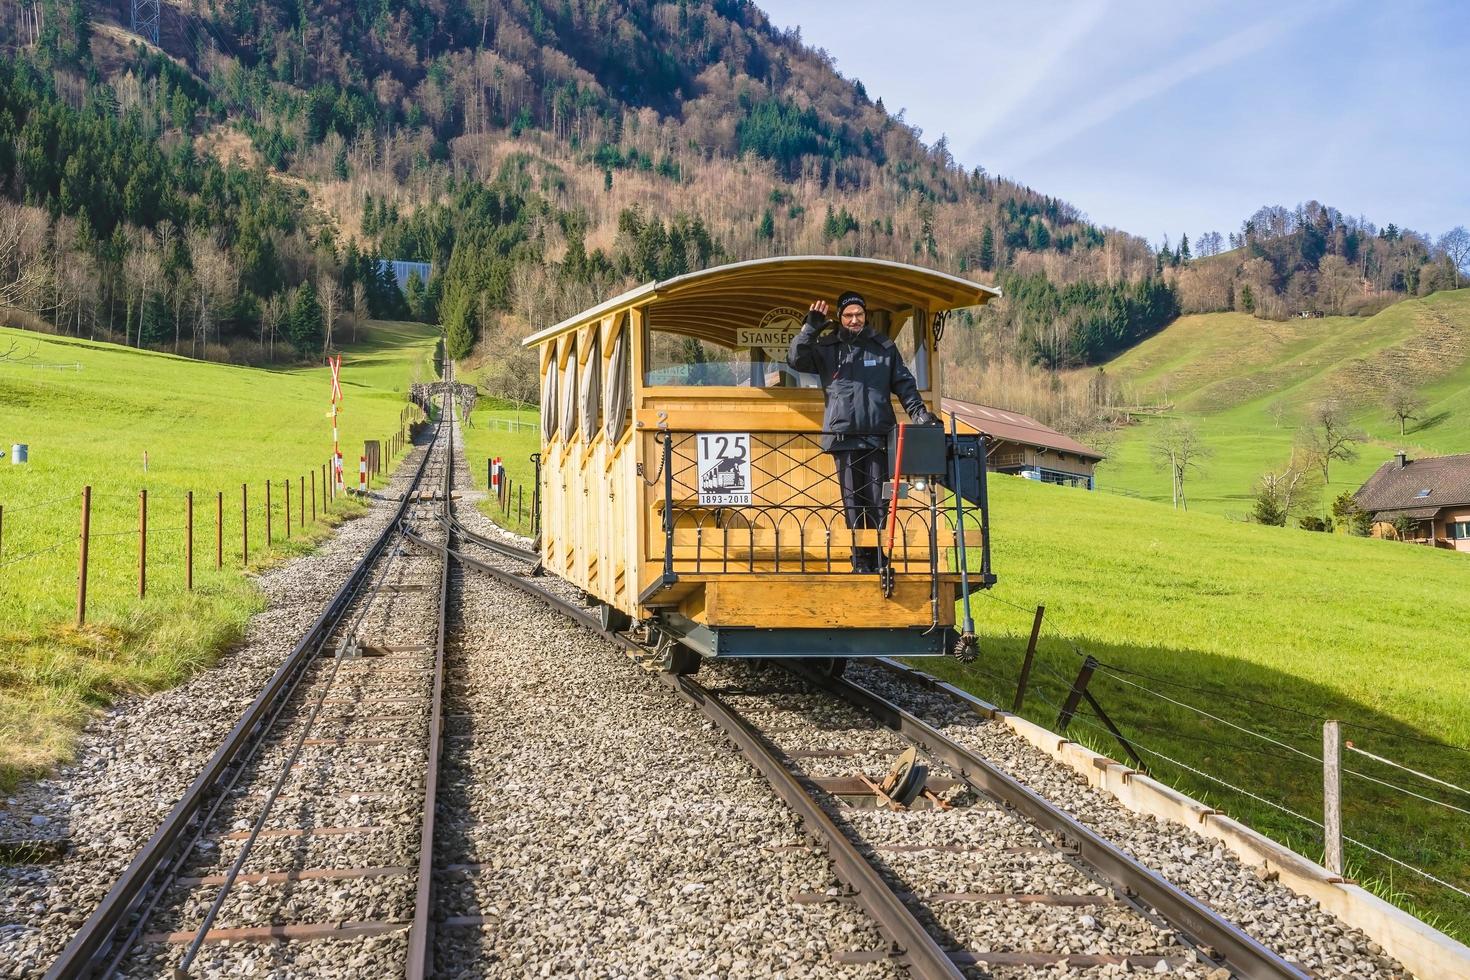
1255;448;1325;525
1437;226;1469;288
1150;420;1210;510
262;292;287;361
1385;384;1426;436
188;229;234;359
0;339;37;361
1267;399;1290;429
351;281;368;342
318;273;343;353
1302;399;1365;485
0;202;52;314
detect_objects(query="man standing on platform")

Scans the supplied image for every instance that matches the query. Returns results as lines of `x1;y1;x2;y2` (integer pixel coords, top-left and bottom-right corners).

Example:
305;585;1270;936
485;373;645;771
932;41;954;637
788;291;939;573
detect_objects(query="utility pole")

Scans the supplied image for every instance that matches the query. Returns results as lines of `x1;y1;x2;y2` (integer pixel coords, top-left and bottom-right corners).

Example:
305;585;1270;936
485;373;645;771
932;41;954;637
131;0;160;46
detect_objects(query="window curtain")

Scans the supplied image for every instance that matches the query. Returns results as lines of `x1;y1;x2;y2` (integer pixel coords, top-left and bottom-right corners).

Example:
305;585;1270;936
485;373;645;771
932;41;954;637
540;354;558;442
580;332;601;442
559;339;578;442
603;316;630;443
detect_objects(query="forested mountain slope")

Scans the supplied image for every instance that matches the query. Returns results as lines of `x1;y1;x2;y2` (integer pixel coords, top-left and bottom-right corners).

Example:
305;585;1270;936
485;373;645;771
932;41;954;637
0;0;1461;403
0;0;1168;377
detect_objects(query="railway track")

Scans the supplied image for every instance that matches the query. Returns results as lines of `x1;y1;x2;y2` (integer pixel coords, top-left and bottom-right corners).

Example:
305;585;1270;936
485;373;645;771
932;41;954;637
44;392;1343;979
45;400;457;979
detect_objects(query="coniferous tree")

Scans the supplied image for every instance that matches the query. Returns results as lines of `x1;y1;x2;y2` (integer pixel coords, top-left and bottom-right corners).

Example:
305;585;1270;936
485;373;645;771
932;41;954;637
978;225;995;272
285;280;323;354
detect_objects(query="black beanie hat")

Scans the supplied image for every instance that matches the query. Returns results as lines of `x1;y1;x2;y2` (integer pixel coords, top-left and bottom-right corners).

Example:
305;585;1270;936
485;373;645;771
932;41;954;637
837;291;866;313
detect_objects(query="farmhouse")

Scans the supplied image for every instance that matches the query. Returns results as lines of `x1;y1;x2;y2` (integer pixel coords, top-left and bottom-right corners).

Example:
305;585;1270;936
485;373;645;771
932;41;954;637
1354;451;1470;551
941;398;1104;489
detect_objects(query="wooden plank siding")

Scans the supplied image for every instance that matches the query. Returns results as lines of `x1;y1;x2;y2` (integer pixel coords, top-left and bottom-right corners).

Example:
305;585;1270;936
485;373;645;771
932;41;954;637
527;256;1002;631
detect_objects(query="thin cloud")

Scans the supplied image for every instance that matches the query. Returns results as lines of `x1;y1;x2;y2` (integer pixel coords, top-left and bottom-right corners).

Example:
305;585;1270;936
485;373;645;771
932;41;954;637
967;3;1110;143
996;3;1329;171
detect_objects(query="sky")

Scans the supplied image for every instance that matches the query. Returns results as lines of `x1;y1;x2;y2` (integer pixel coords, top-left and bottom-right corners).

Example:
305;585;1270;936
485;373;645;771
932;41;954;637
757;0;1470;246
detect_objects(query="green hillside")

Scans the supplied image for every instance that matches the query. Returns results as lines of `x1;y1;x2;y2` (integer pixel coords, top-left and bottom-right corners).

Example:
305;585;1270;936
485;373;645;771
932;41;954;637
0;322;437;786
930;473;1470;936
1095;289;1470;515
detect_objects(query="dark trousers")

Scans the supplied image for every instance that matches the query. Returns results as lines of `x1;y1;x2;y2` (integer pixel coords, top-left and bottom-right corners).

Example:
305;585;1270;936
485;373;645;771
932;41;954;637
833;447;888;571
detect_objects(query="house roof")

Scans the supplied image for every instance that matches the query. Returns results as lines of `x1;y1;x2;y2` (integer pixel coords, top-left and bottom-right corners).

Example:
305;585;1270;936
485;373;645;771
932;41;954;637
940;397;1105;460
1354;452;1470;515
523;255;1001;348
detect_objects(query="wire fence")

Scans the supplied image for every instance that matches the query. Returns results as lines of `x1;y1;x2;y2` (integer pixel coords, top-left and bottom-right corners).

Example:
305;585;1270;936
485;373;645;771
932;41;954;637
0;410;426;625
950;587;1470;923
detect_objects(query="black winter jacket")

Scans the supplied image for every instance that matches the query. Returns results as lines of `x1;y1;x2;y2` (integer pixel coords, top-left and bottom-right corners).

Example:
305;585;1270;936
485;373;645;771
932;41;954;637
787;312;932;451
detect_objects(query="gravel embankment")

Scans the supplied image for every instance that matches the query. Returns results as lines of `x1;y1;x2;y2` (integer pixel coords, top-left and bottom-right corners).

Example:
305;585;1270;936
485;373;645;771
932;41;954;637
0;435;438;978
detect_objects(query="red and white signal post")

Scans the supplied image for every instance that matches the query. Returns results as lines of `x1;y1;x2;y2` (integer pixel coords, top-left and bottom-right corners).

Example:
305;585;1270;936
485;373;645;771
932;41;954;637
329;354;345;493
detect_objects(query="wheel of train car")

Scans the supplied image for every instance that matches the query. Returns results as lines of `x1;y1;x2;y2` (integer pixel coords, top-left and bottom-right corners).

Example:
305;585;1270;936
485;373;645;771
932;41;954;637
597;602;632;633
815;657;848;678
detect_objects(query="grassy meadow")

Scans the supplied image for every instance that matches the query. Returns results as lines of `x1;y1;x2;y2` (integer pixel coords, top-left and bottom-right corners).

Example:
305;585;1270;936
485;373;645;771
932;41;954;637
455;360;540;535
0;321;438;787
922;472;1470;937
1096;289;1470;516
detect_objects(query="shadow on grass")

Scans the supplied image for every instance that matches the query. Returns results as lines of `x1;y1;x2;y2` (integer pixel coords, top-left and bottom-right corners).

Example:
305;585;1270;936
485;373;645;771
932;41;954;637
1412;411;1453;434
917;628;1470;941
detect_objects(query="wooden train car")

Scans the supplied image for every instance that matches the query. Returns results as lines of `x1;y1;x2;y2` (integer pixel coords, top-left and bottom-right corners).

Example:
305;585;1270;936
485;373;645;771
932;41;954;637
524;256;1001;672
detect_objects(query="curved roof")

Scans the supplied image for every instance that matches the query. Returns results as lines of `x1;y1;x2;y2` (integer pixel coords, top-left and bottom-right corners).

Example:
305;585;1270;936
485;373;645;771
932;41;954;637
523;255;1001;348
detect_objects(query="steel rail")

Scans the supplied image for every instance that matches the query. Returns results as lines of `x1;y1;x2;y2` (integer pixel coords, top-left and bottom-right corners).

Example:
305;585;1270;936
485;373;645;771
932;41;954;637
406;396;455;980
444;508;536;563
45;415;446;980
396;525;966;980
809;662;1313;980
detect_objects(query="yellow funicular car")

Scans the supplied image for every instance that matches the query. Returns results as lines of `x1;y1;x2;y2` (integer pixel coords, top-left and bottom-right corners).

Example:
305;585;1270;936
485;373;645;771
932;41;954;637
525;256;1000;673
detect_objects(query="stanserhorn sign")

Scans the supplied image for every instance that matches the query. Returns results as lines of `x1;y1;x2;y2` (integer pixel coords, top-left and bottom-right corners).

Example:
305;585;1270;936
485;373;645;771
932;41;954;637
736;307;805;354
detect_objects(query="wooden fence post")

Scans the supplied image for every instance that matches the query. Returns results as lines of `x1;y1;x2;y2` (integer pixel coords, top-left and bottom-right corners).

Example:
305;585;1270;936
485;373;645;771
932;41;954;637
266;479;273;547
285;477;292;539
299;475;305;529
1056;656;1098;733
186;491;194;591
138;488;147;599
242;483;249;566
1324;720;1343;875
216;490;223;569
1012;605;1046;713
311;470;317;523
76;486;91;626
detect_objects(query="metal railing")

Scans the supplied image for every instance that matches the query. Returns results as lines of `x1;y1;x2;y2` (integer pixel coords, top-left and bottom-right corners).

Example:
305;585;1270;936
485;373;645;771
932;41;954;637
651;430;987;577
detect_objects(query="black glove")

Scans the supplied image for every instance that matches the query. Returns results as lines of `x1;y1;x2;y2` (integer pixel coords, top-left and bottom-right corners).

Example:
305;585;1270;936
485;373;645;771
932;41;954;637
804;309;832;332
915;410;941;426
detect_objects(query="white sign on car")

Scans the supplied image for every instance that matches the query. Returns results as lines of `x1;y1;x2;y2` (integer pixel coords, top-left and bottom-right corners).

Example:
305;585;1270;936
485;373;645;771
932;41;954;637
696;432;752;506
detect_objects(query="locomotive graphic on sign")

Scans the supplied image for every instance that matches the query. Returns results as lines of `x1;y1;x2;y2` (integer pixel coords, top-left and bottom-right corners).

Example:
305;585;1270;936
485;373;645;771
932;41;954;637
696;433;752;506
